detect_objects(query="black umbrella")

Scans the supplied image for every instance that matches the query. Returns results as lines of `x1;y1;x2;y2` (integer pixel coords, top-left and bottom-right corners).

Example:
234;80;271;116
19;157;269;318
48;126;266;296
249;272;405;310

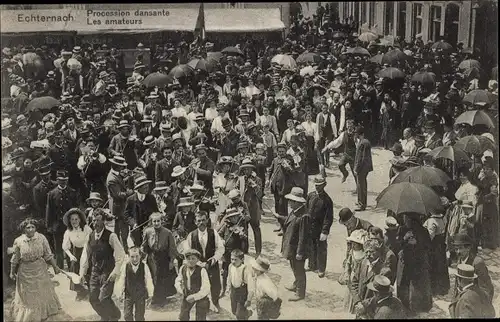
26;96;61;112
345;47;370;56
221;46;244;56
377;67;405;80
381;49;408;66
142;72;173;88
168;64;194;79
187;58;217;73
411;71;437;86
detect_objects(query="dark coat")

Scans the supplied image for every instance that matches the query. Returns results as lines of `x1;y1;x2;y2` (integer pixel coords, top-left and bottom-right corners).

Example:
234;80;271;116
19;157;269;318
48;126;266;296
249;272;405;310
45;185;78;233
276;107;293;135
306;190;334;237
32;179;56;221
449;285;496;318
155;158;178;185
453;255;495;303
124;193;159;227
424;133;443;150
354;138;373;175
281;207;312;260
371;296;408;319
350;257;394;304
106;170;132;220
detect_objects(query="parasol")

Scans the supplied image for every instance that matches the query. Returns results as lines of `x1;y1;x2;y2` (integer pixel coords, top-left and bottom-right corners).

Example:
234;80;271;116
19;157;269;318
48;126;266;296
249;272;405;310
67;58;82;72
345;47;370;56
411;71;437;86
463;67;482;80
142;72;173;88
207;51;223;62
308;84;326;97
376;182;443;215
369;54;383;65
300;66;317;77
296;52;322;65
455;135;497;156
458;59;481;71
428;146;471;165
358;32;378;43
381;49;408;66
221;46;244;56
462;90;497;107
391;166;451;188
26;96;61;112
377;67;405;80
168;64;194;79
455;109;495;128
188;58;217;73
431;40;453;52
271;54;297;69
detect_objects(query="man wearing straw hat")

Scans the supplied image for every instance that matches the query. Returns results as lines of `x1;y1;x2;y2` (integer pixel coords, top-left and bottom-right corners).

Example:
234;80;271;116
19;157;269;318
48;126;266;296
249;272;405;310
124;175;157;247
449;264;495;318
46;169;78;269
281;187;312;302
108;119;138;170
106;155;135;253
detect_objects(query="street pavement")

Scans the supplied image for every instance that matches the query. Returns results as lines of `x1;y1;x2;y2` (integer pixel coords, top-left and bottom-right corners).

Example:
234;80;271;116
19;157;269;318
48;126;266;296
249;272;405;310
4;147;499;320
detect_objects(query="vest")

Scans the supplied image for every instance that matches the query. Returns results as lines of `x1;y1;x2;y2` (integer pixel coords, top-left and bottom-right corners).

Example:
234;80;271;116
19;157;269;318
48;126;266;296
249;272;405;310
125;262;148;299
321;113;333;137
190;229;216;262
248;109;257;122
88;229;115;274
344;132;356;157
181;265;203;297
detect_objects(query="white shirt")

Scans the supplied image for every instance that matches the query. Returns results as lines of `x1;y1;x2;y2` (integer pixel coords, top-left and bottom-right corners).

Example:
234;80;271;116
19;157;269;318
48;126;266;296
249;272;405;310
228;263;250;288
185;228;225;261
205;107;218;121
136;192;146;202
301;121;320;142
211;115;228;134
114;258;154;299
171;107;187;118
79;229;125;278
62;225;93;253
174;265;211;301
253;273;278;301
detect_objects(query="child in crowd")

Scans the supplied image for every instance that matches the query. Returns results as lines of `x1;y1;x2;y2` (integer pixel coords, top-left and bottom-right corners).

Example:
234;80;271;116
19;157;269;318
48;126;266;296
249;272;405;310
175;249;211;321
248;256;281;320
114;246;154;321
85;192;103;230
228;249;253;320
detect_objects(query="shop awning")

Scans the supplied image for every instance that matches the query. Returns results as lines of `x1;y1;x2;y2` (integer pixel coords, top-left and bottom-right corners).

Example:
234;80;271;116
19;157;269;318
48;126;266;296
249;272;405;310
205;9;285;32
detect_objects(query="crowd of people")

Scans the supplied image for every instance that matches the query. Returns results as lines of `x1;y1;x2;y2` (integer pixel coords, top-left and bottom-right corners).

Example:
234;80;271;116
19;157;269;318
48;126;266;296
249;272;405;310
2;5;499;322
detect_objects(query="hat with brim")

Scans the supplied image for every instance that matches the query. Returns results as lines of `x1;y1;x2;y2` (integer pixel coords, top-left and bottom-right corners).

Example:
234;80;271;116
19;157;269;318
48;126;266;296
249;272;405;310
171;165;186;177
390;143;403;154
285;187;306;203
177;197;195;208
217;156;235;166
86;192;103;204
454;264;478;280
141;115;153;123
314;176;327;186
117;120;130;129
346;229;367;244
153;181;169;191
63;208;86;228
239;158;256;171
160;124;173;132
452;233;474;246
183;248;202;259
237;141;249;150
134;175;152;190
38;165;51;176
194;144;208;153
143;135;155;146
251;256;271;272
224;208;241;219
189;182;206;192
109;155;128;167
367;275;394;294
56;170;69;179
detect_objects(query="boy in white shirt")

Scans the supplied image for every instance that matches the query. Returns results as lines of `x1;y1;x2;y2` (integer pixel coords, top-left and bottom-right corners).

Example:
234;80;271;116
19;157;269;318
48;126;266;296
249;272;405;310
248;256;282;320
228;249;253;320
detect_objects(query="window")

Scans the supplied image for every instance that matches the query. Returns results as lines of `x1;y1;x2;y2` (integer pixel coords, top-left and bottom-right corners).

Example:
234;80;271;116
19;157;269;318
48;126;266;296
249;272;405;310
369;2;376;27
413;3;423;37
361;2;367;24
343;2;349;21
226;3;243;9
384;2;395;35
429;5;442;41
398;1;407;39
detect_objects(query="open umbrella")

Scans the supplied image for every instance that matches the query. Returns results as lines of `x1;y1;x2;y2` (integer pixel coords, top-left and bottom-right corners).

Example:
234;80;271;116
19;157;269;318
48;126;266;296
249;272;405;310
431;40;453;52
296;52;321;65
391;166;451;188
168;64;194;79
26;96;61;112
142;72;173;88
271;54;297;69
376;182;443;215
308;84;326;97
345;47;370;56
187;58;216;73
463;67;482;80
463;90;497;107
458;59;480;71
455;135;497;155
455;110;495;128
67;58;82;72
300;66;317;77
370;54;383;65
428;146;471;165
221;46;244;56
377;67;405;80
358;32;378;43
332;31;348;39
411;71;436;86
207;51;223;62
381;49;408;66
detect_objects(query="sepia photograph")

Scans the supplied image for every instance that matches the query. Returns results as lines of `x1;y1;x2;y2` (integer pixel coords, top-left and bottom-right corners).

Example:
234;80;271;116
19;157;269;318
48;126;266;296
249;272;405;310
1;2;498;321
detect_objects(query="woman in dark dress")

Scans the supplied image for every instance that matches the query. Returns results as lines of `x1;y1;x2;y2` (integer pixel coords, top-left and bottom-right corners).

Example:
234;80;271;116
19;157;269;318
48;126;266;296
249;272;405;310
396;213;433;316
476;157;499;250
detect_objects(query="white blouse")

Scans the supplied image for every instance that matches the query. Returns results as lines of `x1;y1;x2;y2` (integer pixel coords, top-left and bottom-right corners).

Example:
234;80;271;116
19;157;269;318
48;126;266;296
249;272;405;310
454;182;478;206
301;121;320;142
62;225;93;251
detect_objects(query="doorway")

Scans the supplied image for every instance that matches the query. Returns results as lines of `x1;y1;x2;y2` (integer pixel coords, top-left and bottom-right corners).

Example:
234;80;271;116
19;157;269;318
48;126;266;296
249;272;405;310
444;3;459;45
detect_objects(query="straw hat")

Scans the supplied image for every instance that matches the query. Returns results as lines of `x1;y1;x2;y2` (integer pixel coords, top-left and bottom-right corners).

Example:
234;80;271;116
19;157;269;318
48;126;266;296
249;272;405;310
56;170;69;180
314;176;327;186
189;182;205;192
346;229;368;244
183;248;202;259
134;175;152;190
86;192;103;204
285;187;306;203
454;264;478;280
63;208;86;228
171;165;186;177
239;158;255;171
153;181;169;192
141;115;153;123
177;197;195;208
143;135;156;146
367;275;394;294
217;156;235;165
251;256;271;272
109;155;128;167
117;120;130;129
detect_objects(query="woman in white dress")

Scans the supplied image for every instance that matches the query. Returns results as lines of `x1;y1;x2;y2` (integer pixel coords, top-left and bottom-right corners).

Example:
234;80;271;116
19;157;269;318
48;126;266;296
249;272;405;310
62;208;92;301
301;111;320;175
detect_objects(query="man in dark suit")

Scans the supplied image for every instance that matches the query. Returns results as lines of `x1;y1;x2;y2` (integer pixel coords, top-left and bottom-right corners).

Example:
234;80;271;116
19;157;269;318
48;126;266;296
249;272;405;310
353;126;373;211
124;175;158;247
449;264;495;318
275;99;293;136
423;120;443;150
32;163;56;225
356;275;407;319
215;117;240;157
45;170;78;268
339;207;373;264
305;177;333;278
281;187;311;302
106;155;135;253
155;145;178;185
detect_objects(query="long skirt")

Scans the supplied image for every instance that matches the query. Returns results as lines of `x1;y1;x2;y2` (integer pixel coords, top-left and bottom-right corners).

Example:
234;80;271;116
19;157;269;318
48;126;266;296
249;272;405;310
428;234;450;296
147;250;177;303
11;258;61;322
69;246;88;296
305;136;319;175
477;200;500;249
